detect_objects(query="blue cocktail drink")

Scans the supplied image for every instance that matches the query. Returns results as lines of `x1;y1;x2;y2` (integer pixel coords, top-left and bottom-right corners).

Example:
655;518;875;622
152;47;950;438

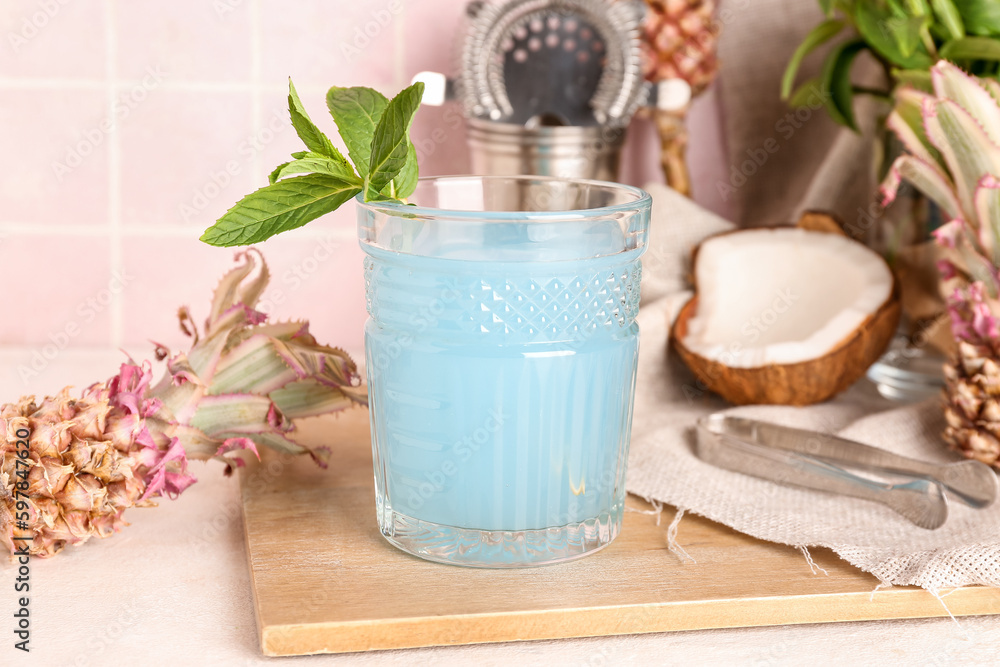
358;176;650;567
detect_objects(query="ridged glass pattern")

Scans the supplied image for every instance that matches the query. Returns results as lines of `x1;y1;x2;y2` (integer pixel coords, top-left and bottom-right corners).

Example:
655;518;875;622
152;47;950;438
359;176;650;567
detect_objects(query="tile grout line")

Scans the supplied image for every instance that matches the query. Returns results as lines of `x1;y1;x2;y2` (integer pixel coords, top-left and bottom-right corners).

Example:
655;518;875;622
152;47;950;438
394;1;406;90
0;79;334;94
0;224;356;240
106;0;124;349
0;224;113;236
250;0;263;184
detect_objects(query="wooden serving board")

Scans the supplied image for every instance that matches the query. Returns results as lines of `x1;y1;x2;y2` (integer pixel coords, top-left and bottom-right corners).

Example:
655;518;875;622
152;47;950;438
239;409;1000;657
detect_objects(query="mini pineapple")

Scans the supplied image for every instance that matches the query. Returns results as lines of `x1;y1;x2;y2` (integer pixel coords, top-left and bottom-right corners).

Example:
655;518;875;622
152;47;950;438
641;0;718;95
939;282;1000;466
0;249;367;557
882;61;1000;468
943;341;1000;466
0;365;187;557
641;0;720;197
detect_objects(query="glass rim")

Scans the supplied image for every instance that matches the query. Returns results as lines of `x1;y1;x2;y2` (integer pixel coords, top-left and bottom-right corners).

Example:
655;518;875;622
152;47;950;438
354;174;651;223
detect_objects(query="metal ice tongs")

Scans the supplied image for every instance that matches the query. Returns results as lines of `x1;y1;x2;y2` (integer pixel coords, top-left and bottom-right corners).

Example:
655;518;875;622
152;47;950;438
695;414;999;530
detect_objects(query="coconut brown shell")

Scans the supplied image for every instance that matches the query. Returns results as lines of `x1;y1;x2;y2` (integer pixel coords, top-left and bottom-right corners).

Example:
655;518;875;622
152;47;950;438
670;227;902;406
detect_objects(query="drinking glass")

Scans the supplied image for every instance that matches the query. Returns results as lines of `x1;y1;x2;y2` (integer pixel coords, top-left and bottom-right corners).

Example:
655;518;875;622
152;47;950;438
358;175;650;567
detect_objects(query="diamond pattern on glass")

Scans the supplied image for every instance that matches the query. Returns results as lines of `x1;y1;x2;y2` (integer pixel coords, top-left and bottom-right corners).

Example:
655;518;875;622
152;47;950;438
366;258;642;339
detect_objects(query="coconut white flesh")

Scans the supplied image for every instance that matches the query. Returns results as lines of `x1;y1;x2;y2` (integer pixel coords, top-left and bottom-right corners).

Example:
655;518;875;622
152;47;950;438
682;228;893;368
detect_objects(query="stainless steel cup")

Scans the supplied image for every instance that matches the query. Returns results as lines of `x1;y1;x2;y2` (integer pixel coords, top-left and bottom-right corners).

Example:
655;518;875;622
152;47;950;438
466;118;626;182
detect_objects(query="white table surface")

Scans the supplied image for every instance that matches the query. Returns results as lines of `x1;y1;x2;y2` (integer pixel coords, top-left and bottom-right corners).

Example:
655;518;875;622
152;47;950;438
2;348;999;666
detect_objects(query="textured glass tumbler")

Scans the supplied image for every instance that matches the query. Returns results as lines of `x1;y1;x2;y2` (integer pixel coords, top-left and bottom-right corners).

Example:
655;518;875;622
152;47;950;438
357;176;651;567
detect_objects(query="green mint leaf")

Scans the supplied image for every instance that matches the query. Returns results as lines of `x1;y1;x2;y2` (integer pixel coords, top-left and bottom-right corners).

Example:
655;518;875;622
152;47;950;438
326;86;389;177
383;142;418;199
288;79;357;179
269;153;363;185
201;174;362;247
200;82;422;248
287;80;338;158
268;162;292;185
365;81;424;200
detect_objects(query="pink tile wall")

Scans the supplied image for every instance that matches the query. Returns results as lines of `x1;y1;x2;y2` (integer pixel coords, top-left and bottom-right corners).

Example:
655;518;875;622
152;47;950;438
0;0;727;381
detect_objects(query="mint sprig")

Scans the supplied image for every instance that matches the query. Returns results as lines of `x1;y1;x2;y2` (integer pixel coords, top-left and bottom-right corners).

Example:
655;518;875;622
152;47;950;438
326;86;389;177
268;152;356;185
200;79;424;247
200;174;363;247
364;83;423;200
287;80;342;161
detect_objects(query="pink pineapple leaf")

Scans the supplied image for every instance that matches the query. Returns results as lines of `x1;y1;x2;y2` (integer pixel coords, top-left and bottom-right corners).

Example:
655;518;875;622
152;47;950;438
880;153;961;218
974;174;1000;266
922;97;1000;222
886;86;942;167
931;61;1000;148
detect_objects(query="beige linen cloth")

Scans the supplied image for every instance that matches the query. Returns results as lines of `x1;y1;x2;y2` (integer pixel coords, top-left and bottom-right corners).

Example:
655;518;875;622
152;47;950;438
627;184;1000;593
624;0;1000;593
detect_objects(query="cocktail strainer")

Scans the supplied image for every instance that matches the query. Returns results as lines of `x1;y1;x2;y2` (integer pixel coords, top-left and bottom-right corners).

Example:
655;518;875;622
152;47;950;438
415;0;685;181
459;0;646;127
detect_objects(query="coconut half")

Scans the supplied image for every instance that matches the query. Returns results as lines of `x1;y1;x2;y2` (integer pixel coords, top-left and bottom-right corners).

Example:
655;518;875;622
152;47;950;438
671;226;900;405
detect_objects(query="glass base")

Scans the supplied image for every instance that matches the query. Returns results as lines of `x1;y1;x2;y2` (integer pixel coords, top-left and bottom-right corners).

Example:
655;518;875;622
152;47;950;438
867;333;946;402
377;507;623;568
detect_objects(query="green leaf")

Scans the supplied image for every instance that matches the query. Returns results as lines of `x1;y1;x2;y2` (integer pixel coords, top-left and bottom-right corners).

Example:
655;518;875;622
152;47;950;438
820;39;866;130
855;2;935;68
201;81;423;246
954;0;1000;36
269;153;362;184
818;0;835;17
781;20;845;100
892;67;935;91
941;35;1000;60
365;81;425;200
385;142;419;199
326;86;389;177
287;79;341;160
932;0;966;40
788;77;824;107
890;15;929;58
201;174;362;247
900;0;932;16
267;162;292;185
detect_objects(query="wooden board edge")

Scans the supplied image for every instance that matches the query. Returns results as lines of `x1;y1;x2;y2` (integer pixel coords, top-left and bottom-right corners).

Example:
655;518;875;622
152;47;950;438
239;482;270;657
260;587;1000;656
